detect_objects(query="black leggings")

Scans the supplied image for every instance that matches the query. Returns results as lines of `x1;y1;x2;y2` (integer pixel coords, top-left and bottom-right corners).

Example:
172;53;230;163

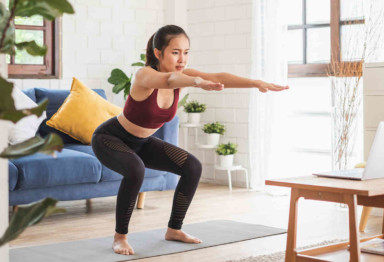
91;116;202;234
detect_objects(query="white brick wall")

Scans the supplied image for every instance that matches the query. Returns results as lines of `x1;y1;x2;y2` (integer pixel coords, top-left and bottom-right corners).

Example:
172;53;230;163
183;0;253;187
18;0;165;107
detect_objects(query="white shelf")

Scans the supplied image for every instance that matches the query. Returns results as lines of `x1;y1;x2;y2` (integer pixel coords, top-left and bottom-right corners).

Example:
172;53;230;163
196;143;217;149
214;164;243;171
180;123;249;191
180;123;202;128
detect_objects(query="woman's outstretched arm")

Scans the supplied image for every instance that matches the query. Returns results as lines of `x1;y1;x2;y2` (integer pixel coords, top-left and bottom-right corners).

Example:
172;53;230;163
135;66;223;91
183;68;289;92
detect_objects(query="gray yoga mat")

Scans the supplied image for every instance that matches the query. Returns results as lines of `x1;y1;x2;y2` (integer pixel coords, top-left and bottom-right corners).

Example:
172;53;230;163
10;220;286;262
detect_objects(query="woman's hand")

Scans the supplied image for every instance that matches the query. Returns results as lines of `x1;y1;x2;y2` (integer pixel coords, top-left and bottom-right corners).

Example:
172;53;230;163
257;80;289;93
197;78;225;91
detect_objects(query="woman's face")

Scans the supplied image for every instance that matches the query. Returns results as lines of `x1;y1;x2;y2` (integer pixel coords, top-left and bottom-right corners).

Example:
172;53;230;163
155;35;190;72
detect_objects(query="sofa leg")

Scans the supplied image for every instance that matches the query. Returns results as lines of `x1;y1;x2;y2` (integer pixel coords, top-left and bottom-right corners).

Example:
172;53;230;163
137;192;146;209
13;205;19;213
86;199;92;213
359;206;372;232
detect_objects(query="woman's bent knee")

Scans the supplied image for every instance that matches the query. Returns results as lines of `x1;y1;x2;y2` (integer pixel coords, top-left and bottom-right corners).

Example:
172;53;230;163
183;153;202;178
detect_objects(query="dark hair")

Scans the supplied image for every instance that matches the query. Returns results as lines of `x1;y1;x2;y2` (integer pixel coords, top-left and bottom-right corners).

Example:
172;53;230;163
146;24;190;67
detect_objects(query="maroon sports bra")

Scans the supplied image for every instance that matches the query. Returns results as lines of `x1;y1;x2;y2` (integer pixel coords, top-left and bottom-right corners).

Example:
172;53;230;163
123;66;179;129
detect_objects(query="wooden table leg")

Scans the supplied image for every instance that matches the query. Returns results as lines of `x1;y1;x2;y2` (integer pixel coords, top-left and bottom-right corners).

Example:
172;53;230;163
382;209;384;234
344;194;361;262
285;188;300;262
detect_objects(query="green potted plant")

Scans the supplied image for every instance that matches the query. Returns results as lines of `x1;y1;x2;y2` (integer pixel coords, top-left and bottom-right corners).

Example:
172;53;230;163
183;100;206;124
202;122;225;146
216;142;238;168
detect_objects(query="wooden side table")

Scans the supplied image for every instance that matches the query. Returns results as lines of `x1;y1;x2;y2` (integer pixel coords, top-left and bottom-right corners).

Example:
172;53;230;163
266;176;384;262
215;165;249;192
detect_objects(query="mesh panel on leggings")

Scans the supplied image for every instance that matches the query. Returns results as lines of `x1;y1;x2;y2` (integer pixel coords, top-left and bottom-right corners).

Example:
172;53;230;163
163;142;188;167
171;191;189;224
102;137;133;153
122;199;136;230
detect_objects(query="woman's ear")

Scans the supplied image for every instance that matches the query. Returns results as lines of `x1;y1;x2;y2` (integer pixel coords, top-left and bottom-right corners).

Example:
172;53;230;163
154;48;161;60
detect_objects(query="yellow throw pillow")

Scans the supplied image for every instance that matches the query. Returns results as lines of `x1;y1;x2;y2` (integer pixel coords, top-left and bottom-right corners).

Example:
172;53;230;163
47;77;122;145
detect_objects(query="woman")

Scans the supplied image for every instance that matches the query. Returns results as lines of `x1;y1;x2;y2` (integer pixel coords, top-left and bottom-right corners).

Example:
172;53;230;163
91;24;288;256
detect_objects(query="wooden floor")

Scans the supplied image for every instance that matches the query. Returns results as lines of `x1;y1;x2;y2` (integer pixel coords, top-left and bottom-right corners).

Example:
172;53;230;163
8;183;383;262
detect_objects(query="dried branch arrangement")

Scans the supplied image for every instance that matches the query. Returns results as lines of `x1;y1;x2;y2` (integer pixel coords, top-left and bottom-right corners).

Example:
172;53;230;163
328;1;384;170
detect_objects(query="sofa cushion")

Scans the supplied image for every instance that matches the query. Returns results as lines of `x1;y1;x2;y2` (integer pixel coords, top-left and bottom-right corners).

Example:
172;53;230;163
34;87;107;144
64;144;168;181
46;78;122;145
64;144;121;182
11;148;102;190
8;161;18;191
22;88;37;102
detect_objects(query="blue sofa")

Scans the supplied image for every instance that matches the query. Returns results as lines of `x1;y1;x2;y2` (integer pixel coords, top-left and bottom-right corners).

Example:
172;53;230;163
8;88;179;208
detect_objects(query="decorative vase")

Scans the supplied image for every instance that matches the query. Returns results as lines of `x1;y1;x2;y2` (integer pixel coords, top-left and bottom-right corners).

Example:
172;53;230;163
219;154;234;168
206;133;220;146
188;113;201;124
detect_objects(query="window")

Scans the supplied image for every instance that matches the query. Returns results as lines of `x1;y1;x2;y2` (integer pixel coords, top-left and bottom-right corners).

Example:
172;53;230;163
287;0;365;77
7;17;60;79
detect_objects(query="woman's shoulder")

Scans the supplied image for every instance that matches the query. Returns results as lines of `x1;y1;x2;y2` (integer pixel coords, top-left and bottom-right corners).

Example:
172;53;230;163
136;65;157;75
129;83;154;101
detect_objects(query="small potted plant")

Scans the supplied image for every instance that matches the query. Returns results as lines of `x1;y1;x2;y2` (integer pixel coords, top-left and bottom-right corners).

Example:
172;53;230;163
202;122;225;146
216;142;238;168
183;100;206;124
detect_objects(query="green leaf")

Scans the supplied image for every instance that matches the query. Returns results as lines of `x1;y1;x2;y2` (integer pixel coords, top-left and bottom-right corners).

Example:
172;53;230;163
123;83;131;100
0;3;16;55
44;0;75;14
15;40;47;56
131;62;145;67
12;0;74;21
140;53;146;62
0;77;16;117
122;73;132;100
108;68;129;85
202;121;225;134
112;81;127;94
183;100;206;113
177;93;189;109
0;197;66;246
216;142;237;155
0;133;63;159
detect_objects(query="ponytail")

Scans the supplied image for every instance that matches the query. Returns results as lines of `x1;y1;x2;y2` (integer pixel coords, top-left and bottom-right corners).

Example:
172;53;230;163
145;33;158;67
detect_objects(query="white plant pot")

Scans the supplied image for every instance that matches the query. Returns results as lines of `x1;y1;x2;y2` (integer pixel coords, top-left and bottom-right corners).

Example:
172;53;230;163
206;133;220;146
188;113;201;124
219;154;234;168
178;110;188;123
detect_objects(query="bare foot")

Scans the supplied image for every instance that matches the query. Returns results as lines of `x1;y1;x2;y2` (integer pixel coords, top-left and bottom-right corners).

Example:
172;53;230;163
165;228;202;244
112;233;135;255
